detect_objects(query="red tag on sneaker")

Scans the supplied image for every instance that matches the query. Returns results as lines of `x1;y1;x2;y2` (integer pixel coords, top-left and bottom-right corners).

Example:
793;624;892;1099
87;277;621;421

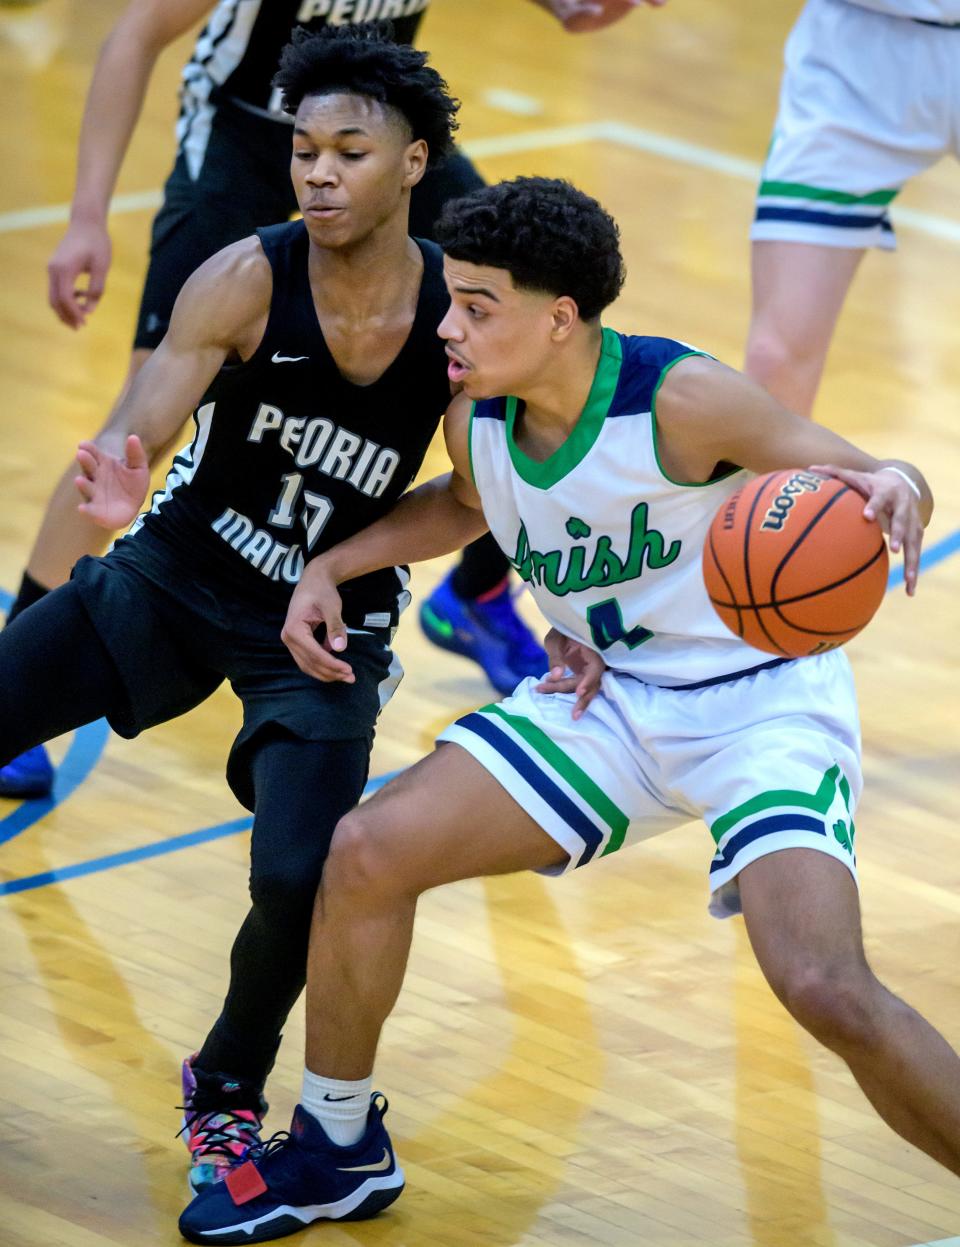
225;1160;268;1205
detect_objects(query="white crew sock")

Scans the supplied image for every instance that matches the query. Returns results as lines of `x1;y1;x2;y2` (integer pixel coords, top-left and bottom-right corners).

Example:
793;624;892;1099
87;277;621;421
300;1069;373;1147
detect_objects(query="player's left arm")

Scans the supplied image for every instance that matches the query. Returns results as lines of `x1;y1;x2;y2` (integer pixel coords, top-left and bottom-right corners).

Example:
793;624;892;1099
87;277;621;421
656;356;933;595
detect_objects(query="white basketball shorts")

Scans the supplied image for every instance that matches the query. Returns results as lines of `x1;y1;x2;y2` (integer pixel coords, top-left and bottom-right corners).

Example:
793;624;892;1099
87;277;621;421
438;650;862;919
752;0;960;250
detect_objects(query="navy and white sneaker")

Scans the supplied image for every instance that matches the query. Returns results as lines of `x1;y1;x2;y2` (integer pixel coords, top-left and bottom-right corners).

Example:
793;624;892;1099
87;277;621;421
178;1096;403;1245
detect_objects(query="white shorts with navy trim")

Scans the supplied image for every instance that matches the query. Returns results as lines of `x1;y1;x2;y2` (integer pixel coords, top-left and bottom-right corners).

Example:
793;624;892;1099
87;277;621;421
752;0;960;250
438;650;862;918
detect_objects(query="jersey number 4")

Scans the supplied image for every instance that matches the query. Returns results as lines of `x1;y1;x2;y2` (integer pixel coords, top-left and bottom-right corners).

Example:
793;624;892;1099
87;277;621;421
586;598;654;651
269;472;333;550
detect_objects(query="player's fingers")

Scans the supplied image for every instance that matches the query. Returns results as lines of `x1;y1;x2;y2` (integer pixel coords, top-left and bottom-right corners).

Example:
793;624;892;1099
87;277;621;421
903;522;924;597
125;434;149;470
571;682;597;721
324;615;348;655
74;475;95;501
75;448;98;479
283;620;352;682
83;257;108;309
47;262;84;327
536;674;578;695
886;492;913;555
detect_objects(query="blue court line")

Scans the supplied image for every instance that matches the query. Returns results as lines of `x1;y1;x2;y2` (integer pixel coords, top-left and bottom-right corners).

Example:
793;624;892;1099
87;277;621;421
0;769;402;897
3;520;960;898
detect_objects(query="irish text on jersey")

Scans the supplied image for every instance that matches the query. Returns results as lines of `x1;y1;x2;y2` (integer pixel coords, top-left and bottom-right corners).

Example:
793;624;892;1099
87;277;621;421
511;503;682;598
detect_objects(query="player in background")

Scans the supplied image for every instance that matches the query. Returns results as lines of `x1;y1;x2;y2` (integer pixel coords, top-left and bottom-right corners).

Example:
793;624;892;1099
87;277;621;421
178;177;954;1244
746;0;960;417
2;0;652;799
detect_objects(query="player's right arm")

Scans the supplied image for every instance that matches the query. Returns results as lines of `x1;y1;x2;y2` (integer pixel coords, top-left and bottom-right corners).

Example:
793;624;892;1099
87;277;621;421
75;238;272;529
48;0;214;328
283;394;489;682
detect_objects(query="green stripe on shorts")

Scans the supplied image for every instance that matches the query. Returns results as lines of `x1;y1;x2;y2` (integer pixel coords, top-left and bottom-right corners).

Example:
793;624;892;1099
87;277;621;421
758;181;898;207
483;704;630;852
710;765;842;846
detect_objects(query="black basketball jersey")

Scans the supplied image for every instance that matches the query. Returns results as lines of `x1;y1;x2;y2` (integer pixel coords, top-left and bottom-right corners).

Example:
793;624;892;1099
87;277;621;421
123;220;450;628
179;0;431;135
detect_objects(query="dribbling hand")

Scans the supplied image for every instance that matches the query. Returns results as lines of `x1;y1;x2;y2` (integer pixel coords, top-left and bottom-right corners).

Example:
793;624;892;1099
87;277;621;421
75;434;150;529
810;462;926;596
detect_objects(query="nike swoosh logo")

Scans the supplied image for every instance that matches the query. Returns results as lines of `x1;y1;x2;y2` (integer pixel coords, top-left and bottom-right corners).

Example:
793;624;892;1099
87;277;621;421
337;1148;391;1173
271;352;309;363
322;1093;357;1102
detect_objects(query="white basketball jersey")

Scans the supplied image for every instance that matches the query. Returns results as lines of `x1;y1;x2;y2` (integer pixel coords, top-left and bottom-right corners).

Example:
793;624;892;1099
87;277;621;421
469;329;774;687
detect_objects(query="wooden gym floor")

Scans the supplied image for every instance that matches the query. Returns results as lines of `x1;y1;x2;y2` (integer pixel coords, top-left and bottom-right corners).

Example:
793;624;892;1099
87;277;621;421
1;2;960;1244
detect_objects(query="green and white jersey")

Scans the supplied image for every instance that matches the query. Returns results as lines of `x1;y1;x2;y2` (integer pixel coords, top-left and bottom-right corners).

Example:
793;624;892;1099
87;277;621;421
469;329;773;688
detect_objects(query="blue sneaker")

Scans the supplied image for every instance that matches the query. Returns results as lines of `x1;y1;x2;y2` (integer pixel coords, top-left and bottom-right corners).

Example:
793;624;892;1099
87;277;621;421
178;1097;404;1245
0;744;53;798
419;572;547;696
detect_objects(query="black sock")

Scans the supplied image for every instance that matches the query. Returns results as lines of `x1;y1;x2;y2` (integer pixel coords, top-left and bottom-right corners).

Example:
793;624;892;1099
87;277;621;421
451;533;511;600
6;571;50;626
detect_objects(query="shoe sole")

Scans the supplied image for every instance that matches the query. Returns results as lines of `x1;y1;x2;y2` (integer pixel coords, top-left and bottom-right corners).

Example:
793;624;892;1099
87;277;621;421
179;1171;405;1244
0;779;53;798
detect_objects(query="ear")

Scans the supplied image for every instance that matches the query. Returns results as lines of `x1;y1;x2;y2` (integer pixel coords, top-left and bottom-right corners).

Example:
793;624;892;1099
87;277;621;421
402;138;429;190
550;295;579;342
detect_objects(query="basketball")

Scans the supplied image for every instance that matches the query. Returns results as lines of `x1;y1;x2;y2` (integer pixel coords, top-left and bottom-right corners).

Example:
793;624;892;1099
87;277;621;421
702;469;889;658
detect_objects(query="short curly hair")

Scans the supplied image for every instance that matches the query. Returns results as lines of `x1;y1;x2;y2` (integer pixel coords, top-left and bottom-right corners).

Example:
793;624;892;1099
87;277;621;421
434;178;625;320
274;24;459;168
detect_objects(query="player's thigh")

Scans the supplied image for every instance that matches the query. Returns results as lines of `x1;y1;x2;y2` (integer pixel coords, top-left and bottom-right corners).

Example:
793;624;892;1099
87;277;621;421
340;741;569;892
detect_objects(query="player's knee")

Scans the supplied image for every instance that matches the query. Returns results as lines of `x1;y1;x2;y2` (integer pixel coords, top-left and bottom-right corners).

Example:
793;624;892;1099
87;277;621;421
778;960;880;1053
324;806;412;905
744;326;798;389
249;856;321;922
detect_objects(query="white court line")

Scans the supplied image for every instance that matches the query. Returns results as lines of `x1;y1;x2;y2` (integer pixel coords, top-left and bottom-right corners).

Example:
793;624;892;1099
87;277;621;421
2;119;960;245
909;1239;960;1246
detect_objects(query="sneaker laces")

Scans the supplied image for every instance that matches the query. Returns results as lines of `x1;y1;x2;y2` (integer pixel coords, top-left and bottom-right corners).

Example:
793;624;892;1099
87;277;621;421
244;1129;291;1164
176;1104;263;1162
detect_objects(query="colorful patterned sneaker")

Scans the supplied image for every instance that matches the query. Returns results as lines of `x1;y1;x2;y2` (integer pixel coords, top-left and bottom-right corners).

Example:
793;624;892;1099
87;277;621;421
179;1054;267;1195
178;1097;403;1245
419;572;548;696
0;744;53;798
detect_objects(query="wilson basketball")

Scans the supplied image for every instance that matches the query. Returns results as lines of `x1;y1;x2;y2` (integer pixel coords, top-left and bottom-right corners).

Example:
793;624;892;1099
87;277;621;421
703;469;889;658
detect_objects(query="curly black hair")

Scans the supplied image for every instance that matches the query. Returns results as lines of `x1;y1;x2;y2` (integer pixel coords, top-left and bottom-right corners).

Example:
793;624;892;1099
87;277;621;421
434;178;625;321
274;24;458;168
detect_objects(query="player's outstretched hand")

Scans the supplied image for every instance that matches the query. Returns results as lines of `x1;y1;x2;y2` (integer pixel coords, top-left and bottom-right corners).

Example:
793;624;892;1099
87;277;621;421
809;462;925;596
48;221;112;329
75;434;150;529
282;558;356;684
536;627;606;719
532;0;663;36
